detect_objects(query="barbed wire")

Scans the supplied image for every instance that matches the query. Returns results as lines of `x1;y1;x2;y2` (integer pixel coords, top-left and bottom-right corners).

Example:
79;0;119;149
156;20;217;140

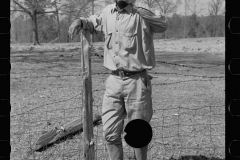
10;49;225;160
155;60;224;69
11;104;224;159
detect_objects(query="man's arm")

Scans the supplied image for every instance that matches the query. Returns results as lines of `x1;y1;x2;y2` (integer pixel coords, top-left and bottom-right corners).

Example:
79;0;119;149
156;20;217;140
68;10;104;39
136;7;168;34
81;12;104;33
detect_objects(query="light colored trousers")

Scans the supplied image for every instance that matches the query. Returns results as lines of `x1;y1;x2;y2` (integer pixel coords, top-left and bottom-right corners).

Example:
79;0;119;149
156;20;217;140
102;70;153;160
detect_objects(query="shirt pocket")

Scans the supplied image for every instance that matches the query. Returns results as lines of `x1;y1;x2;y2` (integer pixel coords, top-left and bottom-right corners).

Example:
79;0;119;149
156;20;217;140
122;31;137;51
105;31;113;50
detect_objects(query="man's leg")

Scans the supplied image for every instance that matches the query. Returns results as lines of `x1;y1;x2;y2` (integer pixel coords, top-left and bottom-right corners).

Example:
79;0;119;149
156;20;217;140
106;144;124;160
123;71;153;160
134;146;148;160
102;75;126;160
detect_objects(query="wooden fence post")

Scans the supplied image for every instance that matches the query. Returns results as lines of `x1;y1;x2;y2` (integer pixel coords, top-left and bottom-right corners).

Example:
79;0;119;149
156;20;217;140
81;30;95;160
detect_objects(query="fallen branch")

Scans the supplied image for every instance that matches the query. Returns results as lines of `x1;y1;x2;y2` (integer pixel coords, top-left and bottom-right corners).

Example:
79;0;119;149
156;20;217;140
33;114;102;152
48;37;59;44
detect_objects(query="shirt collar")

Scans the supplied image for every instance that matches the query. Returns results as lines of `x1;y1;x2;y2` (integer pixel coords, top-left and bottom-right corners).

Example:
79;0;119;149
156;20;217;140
112;3;133;14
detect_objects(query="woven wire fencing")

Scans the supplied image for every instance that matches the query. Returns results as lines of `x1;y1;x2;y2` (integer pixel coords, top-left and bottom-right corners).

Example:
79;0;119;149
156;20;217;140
10;44;225;160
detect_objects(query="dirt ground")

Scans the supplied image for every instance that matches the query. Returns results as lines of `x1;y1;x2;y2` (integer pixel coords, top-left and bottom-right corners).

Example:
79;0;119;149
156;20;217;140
10;37;225;160
11;37;225;56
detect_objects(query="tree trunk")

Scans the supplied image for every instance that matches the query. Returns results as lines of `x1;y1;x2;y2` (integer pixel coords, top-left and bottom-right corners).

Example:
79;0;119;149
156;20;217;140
214;15;219;37
56;11;61;43
15;29;18;42
32;11;40;45
184;0;186;38
92;0;94;43
55;3;61;43
29;20;33;43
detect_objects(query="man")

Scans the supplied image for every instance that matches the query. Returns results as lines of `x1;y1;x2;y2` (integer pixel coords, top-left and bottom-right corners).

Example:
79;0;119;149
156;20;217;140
68;0;168;159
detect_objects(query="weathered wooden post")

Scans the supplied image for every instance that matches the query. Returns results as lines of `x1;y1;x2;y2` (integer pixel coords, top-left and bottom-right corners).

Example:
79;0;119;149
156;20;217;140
81;30;95;160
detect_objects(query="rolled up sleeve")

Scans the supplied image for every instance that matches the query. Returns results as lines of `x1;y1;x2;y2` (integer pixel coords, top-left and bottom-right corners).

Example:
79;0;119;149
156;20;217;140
137;7;168;33
146;15;168;33
80;11;104;34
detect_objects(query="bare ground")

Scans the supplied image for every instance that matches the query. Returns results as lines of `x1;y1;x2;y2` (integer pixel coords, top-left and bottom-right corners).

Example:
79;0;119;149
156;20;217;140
11;37;224;57
10;37;225;160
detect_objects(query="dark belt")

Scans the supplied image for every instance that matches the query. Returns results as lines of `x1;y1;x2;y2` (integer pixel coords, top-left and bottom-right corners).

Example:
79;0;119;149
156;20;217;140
111;69;146;78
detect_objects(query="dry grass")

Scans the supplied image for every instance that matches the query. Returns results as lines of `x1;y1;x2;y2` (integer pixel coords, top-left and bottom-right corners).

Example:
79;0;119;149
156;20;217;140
11;37;225;160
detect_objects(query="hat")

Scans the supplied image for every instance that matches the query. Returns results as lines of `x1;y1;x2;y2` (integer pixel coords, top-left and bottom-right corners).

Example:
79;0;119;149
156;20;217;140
116;0;136;4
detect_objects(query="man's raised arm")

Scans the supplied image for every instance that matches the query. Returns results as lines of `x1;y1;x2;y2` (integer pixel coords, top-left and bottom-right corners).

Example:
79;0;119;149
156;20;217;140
136;7;168;34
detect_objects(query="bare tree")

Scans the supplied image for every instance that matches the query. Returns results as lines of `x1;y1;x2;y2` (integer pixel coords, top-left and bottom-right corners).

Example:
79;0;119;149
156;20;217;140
61;0;93;26
186;0;203;15
11;0;94;44
143;0;153;9
136;0;181;16
50;0;62;43
142;0;155;9
154;0;182;15
183;0;203;38
208;0;224;16
11;0;56;45
207;0;225;37
154;0;181;39
183;0;187;38
48;0;72;43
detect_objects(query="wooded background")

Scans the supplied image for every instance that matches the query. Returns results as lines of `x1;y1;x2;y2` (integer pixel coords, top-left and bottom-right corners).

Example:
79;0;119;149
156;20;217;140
10;0;225;45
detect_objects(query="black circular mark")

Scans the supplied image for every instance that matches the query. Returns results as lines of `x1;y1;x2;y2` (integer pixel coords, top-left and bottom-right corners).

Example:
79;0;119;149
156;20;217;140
229;140;240;157
229;58;240;75
228;17;240;34
124;119;152;148
229;99;240;116
0;58;11;75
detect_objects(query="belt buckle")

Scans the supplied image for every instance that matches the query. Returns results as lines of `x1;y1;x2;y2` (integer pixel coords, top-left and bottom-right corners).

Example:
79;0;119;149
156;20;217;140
119;71;124;78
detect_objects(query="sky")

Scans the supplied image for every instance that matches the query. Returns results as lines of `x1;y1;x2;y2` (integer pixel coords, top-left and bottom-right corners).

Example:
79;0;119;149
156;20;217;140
60;0;225;17
12;0;225;19
176;0;209;16
175;0;223;16
135;0;225;16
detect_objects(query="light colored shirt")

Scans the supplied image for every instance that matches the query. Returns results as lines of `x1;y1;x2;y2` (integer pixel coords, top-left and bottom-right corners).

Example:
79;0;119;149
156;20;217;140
80;3;168;71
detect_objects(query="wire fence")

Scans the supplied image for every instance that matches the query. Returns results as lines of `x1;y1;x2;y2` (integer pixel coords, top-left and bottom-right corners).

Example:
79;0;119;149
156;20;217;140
10;47;225;160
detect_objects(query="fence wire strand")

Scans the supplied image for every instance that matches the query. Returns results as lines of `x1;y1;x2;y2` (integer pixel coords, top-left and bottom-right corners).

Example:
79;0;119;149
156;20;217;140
10;48;225;160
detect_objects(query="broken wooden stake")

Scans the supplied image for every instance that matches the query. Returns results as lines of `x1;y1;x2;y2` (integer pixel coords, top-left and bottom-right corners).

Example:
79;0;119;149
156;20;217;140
81;30;95;160
33;114;102;152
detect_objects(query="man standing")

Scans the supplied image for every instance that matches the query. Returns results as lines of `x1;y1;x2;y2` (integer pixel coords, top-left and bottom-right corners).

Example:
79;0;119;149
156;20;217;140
68;0;168;159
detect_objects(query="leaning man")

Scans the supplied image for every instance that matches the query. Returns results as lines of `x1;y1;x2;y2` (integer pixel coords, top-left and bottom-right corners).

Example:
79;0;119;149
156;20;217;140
68;0;168;159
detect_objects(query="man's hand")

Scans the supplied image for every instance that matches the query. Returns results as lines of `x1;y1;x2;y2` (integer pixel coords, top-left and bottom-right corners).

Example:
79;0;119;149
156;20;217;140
68;19;83;40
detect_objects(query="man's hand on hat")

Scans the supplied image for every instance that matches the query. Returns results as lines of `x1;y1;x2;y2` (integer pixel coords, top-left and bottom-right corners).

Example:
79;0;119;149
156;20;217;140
68;19;83;40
